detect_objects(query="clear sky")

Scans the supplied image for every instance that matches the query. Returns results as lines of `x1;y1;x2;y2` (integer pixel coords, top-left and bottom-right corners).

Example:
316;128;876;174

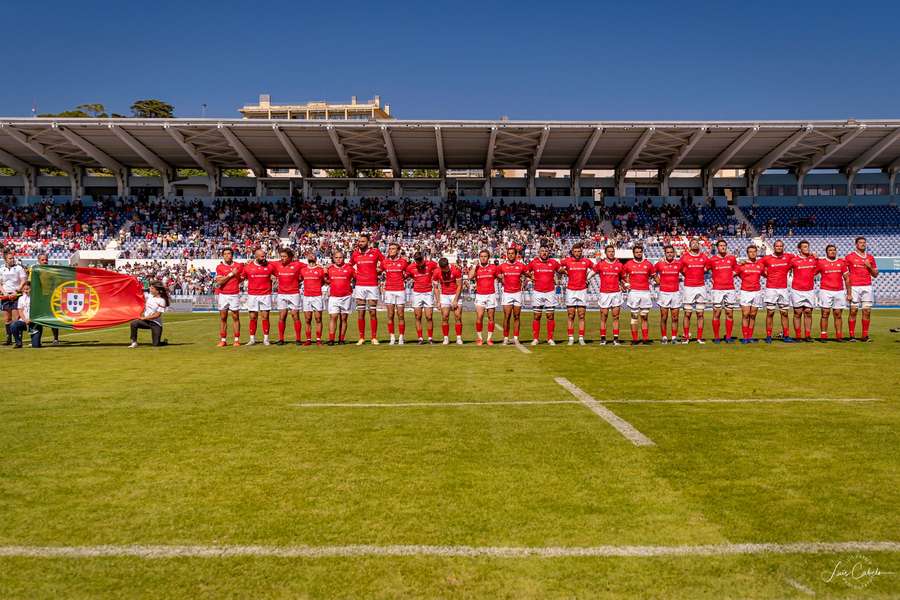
4;0;898;120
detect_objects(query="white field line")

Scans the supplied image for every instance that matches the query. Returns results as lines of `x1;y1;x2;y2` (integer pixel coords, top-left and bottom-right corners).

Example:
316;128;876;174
601;398;881;404
784;577;816;596
554;377;655;447
59;317;208;338
515;343;531;354
0;541;897;559
291;400;581;408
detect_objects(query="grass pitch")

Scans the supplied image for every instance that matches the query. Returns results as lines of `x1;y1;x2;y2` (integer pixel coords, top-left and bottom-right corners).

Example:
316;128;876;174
1;310;899;598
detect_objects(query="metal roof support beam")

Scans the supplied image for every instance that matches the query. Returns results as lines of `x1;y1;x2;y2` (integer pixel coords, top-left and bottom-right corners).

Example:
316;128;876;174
528;126;550;182
381;127;400;178
327;126;354;176
663;126;706;177
1;124;74;174
847;127;900;173
889;167;898;198
657;169;670;197
56;125;129;195
748;126;812;175
706;126;759;175
484;126;497;176
0;147;39;197
164;125;216;177
799;126;865;175
570;169;581;199
574;127;603;171
617;127;655;175
219;125;264;177
271;125;311;178
109;124;171;174
434;127;446;177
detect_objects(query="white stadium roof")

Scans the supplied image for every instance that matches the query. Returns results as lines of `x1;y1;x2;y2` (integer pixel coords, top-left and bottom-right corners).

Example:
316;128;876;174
0;118;899;176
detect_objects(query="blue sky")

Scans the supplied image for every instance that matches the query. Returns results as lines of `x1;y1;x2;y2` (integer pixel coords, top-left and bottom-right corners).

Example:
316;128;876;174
3;0;898;120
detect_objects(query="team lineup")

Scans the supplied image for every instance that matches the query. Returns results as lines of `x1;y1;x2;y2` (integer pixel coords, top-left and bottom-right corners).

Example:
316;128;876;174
209;233;880;347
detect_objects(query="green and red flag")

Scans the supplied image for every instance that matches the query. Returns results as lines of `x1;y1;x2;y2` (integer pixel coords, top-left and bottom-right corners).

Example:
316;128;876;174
29;265;145;330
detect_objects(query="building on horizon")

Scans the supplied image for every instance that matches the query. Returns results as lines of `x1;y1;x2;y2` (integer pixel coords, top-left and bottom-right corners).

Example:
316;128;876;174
239;94;392;120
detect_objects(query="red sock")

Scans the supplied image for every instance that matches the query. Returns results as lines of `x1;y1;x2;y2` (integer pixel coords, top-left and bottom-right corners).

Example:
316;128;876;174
660;322;667;337
416;325;423;338
671;325;678;338
398;322;405;335
278;320;286;341
476;321;483;333
488;322;495;334
387;322;394;335
306;323;312;341
712;318;721;339
567;326;574;336
766;326;772;337
357;317;365;339
683;324;690;339
631;329;638;342
612;327;619;338
427;325;433;339
249;318;257;336
219;324;226;338
742;326;748;339
532;319;540;340
547;320;555;339
442;323;449;337
514;323;520;337
578;323;585;337
261;319;270;335
848;319;856;337
794;326;801;338
820;331;828;339
503;326;509;337
316;323;322;339
836;328;843;340
600;325;607;338
455;322;462;336
293;320;301;340
370;316;378;339
862;319;870;337
696;325;703;340
329;331;335;342
725;318;733;339
641;324;649;341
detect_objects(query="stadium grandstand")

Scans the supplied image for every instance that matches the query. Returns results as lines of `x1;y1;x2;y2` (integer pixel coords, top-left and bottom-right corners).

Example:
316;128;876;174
1;117;899;304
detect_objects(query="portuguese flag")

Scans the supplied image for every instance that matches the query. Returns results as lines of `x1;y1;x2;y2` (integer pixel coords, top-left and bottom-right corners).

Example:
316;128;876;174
29;265;145;330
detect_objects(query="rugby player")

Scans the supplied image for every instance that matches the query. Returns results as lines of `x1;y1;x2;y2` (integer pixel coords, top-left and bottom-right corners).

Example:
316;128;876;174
708;239;738;343
497;246;528;345
405;251;437;344
789;240;818;342
381;242;409;345
735;244;765;344
846;236;878;342
272;247;305;345
242;248;277;346
1;250;27;346
761;240;794;343
300;253;326;345
816;244;851;341
622;244;654;345
325;250;355;345
527;243;561;345
593;245;624;345
213;247;243;346
680;238;709;344
470;249;498;346
559;242;592;345
653;244;682;344
433;257;463;345
350;233;384;345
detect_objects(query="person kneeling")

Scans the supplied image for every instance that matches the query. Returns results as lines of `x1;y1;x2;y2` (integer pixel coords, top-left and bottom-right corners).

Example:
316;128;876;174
129;281;170;348
10;282;42;348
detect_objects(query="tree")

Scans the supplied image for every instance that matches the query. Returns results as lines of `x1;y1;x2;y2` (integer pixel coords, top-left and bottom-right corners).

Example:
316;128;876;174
76;104;108;118
357;169;386;178
405;168;440;178
38;103;109;118
131;99;175;119
177;168;207;178
223;168;250;177
325;169;347;178
0;167;15;176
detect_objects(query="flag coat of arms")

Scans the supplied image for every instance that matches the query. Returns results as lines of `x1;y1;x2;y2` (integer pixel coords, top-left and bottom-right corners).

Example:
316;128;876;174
29;265;145;330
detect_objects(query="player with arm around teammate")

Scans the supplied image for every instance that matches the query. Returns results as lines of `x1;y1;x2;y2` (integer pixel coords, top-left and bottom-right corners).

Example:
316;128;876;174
559;243;593;346
708;239;739;344
679;238;709;344
433;257;464;345
845;236;878;342
593;245;625;346
469;250;499;346
213;247;243;347
816;244;851;342
761;240;795;343
381;242;409;345
406;251;437;344
350;233;384;345
325;250;355;345
242;248;277;346
622;244;655;345
273;247;305;345
497;246;528;345
735;244;765;344
653;244;682;344
527;243;561;346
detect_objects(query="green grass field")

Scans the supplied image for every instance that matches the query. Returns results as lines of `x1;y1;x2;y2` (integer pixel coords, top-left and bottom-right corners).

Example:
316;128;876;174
2;310;899;599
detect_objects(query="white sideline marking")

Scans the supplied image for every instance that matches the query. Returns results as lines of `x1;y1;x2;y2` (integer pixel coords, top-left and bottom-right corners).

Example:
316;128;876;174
60;317;207;338
292;400;580;408
0;541;897;559
515;343;531;354
554;377;655;446
601;398;881;404
784;577;816;596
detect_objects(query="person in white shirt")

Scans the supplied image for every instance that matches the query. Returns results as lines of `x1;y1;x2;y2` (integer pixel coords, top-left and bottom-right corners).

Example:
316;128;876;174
1;250;28;345
9;282;42;348
129;281;170;348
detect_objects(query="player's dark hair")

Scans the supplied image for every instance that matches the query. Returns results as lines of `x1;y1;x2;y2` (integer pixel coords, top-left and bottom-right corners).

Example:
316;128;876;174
280;247;294;259
571;242;583;251
716;239;726;246
826;244;836;252
633;243;644;251
413;251;423;262
359;233;370;240
746;244;757;251
438;257;449;269
797;240;809;249
222;247;233;255
855;236;866;244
